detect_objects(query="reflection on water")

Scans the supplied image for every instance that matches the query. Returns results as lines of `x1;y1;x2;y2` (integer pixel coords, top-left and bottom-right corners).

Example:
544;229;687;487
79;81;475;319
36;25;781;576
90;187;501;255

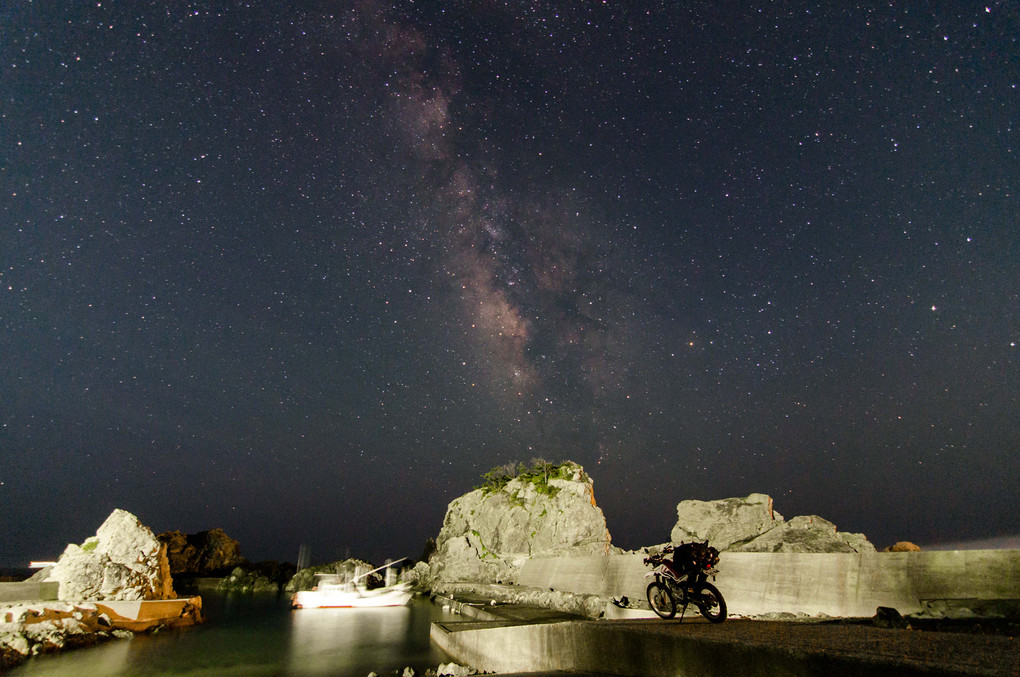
8;594;456;677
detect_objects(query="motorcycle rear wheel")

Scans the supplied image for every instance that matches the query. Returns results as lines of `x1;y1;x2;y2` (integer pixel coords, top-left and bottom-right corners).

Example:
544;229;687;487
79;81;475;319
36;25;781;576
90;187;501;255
694;582;727;623
646;581;677;619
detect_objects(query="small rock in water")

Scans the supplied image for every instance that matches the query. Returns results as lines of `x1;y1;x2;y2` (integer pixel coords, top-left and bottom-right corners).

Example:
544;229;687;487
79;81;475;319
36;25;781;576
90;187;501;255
402;668;415;677
437;662;476;676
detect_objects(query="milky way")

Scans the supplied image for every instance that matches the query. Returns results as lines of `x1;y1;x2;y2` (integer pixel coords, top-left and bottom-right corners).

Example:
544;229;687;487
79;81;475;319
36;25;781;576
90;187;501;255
1;2;1017;565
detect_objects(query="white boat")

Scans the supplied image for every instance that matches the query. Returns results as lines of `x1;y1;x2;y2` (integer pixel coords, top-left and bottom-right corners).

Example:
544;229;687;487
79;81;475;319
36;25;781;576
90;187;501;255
291;559;412;609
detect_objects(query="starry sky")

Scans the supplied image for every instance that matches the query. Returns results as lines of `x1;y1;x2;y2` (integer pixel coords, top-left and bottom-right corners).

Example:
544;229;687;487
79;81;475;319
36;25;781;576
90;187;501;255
2;1;1018;568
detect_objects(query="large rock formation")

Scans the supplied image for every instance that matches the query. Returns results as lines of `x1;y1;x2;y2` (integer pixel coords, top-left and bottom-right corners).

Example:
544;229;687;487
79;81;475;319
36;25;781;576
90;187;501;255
671;494;874;553
46;509;175;601
432;461;612;585
670;493;780;550
158;528;244;576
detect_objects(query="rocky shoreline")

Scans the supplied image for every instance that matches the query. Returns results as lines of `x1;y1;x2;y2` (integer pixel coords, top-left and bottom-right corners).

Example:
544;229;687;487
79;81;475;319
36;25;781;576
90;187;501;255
0;601;132;671
5;460;1013;672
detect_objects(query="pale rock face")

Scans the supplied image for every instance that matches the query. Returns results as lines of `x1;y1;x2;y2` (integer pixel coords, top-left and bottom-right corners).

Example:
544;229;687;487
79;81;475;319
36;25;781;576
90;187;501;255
47;509;175;601
671;494;875;553
732;515;875;553
432;463;611;584
670;493;782;550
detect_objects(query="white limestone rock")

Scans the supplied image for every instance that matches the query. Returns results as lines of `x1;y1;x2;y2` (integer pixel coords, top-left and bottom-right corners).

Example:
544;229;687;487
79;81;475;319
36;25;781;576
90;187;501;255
670;493;782;550
732;515;876;553
47;509;175;601
432;462;611;585
671;494;875;553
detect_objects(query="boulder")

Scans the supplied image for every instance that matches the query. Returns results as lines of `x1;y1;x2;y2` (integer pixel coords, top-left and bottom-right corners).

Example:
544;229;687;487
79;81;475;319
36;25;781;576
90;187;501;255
46;509;175;601
884;541;921;552
671;494;875;553
216;567;278;594
731;515;874;553
431;461;611;585
670;493;782;550
217;561;296;594
158;528;244;575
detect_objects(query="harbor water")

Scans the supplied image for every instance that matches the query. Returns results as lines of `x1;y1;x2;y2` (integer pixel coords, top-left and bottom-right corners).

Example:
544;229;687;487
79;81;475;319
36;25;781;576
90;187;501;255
8;593;459;676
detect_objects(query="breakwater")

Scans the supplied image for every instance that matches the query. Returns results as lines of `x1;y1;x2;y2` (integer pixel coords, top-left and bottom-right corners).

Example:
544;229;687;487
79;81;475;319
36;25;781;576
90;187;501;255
518;549;1020;618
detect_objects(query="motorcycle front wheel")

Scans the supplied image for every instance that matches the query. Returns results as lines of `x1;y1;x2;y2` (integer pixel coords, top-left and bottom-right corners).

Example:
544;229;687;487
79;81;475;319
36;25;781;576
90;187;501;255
693;581;727;623
646;581;677;619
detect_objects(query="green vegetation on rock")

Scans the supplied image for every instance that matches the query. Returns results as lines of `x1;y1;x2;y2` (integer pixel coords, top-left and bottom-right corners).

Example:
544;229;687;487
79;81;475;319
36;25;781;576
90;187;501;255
477;458;587;497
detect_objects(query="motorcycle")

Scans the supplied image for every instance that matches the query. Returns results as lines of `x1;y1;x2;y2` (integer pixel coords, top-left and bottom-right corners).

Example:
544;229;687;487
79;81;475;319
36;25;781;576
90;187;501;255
643;541;727;622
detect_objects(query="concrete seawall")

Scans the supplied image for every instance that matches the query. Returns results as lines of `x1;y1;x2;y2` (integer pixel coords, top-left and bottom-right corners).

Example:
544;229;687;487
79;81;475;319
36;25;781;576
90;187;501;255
431;617;1020;676
0;582;58;603
518;549;1020;617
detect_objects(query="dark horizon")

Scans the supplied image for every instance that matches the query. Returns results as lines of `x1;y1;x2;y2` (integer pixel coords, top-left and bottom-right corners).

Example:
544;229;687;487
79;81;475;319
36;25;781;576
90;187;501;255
2;2;1017;569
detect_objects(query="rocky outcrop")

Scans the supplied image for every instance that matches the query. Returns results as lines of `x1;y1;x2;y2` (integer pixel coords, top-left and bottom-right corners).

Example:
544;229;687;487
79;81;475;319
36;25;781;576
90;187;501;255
732;515;874;553
46;509;175;601
432;461;612;585
217;561;296;594
670;493;781;550
284;559;379;593
158;528;244;575
217;567;279;594
671;494;875;553
0;601;131;669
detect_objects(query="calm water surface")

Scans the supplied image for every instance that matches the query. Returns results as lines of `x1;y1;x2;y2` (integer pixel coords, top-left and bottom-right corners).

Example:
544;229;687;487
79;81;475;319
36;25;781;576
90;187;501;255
9;593;458;676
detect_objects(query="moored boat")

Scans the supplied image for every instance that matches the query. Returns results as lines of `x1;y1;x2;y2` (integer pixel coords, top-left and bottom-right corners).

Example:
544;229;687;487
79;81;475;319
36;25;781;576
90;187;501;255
291;559;412;609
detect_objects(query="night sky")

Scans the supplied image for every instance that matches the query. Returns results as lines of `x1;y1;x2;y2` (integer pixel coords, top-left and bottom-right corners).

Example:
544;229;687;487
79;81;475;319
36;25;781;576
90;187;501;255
2;1;1018;568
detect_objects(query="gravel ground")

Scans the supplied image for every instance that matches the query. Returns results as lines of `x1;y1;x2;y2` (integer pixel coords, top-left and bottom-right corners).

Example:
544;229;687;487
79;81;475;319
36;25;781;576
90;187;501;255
609;618;1019;676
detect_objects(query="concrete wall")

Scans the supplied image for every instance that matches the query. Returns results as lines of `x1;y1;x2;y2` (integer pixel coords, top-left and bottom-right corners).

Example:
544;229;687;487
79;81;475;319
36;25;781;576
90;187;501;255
431;619;947;677
0;581;58;603
518;549;1020;617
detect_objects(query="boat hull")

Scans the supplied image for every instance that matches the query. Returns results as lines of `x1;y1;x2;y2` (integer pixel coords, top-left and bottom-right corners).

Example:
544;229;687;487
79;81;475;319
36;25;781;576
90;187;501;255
292;587;412;609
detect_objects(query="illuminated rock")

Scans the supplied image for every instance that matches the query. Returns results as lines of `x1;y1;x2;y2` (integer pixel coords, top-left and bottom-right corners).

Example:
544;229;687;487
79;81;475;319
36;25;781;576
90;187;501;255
432;461;612;585
732;514;875;553
671;494;875;553
46;509;175;601
670;493;782;550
